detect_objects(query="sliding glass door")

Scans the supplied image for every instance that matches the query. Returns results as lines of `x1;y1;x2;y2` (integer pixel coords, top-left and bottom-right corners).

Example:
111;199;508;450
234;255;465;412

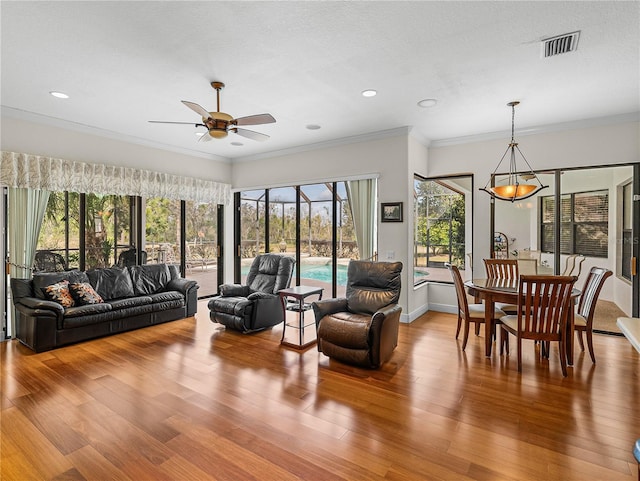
492;163;638;333
236;180;365;299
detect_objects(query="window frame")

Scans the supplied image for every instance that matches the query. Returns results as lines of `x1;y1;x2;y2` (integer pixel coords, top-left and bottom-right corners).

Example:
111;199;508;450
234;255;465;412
413;173;473;287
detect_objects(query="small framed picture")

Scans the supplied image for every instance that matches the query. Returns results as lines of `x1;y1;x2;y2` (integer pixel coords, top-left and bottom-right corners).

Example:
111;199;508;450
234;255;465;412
381;202;403;223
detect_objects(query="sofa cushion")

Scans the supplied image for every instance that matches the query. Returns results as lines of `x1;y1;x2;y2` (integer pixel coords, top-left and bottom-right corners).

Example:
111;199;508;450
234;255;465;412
108;296;153;310
148;291;184;304
64;302;112;318
128;264;171;296
87;267;135;301
69;282;104;305
33;270;89;300
41;280;76;308
62;303;114;329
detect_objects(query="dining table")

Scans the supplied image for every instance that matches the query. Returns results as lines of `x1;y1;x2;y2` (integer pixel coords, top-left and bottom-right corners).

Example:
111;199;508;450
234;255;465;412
464;277;581;364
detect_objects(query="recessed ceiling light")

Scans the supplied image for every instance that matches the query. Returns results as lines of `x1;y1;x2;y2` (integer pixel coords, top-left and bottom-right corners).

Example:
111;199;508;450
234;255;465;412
361;89;377;98
231;141;243;146
306;124;321;130
49;91;69;99
418;98;438;108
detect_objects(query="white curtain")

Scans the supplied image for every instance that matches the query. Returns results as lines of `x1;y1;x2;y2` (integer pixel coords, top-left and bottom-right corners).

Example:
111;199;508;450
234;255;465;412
1;151;230;205
7;187;50;336
346;178;377;260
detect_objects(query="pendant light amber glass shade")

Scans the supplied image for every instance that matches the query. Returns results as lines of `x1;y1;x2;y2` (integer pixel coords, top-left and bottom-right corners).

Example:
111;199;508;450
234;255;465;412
491;183;538;200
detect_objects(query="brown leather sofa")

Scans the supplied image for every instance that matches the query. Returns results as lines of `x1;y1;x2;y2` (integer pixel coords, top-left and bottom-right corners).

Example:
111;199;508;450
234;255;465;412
312;260;403;368
10;263;198;352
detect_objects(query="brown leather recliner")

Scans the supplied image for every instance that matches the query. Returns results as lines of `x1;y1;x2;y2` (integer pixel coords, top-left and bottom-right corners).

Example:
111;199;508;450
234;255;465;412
312;260;403;368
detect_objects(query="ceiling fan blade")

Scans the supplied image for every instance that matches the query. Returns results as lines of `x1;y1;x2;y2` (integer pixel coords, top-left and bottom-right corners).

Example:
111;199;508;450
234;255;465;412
232;128;270;142
198;131;212;142
148;121;206;127
182;100;212;119
233;113;276;126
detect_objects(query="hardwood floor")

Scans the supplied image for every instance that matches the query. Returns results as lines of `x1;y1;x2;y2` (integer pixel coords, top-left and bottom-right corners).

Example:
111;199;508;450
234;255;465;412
2;300;639;480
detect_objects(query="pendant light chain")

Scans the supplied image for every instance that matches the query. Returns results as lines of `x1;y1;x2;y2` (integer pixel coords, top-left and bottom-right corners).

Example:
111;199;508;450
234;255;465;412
480;101;549;202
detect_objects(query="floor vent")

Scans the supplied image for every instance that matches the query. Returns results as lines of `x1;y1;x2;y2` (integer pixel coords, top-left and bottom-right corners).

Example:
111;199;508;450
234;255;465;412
542;31;580;58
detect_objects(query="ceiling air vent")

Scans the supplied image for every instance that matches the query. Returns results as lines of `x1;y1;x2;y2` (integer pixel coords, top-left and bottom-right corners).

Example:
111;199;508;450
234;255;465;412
542;31;580;58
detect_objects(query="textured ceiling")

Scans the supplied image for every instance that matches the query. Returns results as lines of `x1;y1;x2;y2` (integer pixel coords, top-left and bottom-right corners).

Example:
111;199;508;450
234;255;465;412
1;1;638;162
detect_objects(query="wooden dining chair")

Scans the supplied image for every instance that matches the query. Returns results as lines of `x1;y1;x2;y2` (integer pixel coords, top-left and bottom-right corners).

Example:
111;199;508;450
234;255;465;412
574;267;613;363
483;258;519;314
499;275;578;377
446;263;505;350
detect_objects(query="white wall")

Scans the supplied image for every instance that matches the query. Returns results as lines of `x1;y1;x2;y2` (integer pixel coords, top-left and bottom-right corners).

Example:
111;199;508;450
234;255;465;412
407;134;430;321
428;120;640;314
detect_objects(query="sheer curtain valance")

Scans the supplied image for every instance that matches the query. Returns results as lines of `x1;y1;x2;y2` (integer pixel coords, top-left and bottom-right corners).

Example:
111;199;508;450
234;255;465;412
1;151;230;205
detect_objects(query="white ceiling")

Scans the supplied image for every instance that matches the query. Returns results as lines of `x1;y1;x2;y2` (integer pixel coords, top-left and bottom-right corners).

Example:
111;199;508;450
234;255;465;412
2;1;639;162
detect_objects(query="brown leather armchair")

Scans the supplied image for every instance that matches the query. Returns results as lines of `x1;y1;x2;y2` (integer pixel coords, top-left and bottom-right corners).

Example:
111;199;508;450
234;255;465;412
312;260;403;368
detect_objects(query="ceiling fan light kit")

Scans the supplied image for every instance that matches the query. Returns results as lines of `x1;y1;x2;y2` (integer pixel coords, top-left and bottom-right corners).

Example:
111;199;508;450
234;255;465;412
480;101;548;202
149;81;275;143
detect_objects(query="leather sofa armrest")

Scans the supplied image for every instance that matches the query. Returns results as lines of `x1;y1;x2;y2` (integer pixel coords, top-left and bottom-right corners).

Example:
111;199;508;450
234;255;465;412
312;298;348;325
16;297;64;317
220;284;250;297
166;277;199;317
12;301;60;353
166;277;197;295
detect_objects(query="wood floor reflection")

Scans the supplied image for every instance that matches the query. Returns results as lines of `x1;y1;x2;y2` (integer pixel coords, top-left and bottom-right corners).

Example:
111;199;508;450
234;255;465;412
2;300;638;480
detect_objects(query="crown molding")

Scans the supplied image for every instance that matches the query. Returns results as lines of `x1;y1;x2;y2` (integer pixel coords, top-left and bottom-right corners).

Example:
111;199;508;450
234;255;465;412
231;172;380;193
1;106;231;163
233;126;412;163
429;112;640;148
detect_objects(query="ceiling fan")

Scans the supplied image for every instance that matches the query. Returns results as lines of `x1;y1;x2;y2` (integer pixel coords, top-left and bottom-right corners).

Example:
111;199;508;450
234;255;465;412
149;81;275;142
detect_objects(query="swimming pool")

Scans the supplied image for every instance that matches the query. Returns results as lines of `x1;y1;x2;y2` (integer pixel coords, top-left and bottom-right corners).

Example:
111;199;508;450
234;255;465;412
242;262;349;285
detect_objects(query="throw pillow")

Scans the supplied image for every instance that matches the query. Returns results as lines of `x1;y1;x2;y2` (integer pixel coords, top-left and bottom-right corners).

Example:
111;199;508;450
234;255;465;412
42;280;75;308
69;282;104;305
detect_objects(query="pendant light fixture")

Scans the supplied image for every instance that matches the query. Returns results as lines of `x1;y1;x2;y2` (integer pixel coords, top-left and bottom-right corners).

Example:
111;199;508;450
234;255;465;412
481;101;548;202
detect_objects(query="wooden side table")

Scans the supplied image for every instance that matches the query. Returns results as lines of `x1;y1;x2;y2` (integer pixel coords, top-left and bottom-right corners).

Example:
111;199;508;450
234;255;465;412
278;286;323;350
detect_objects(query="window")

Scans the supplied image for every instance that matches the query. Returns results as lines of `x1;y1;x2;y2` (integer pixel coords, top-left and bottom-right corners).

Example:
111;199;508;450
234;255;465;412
38;192;132;270
237;181;361;298
37;191;224;298
540;190;608;257
414;175;471;285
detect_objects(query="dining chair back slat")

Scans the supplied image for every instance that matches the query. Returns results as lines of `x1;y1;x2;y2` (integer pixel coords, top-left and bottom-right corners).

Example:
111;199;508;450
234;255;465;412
484;259;519;280
575;267;613;362
483;258;520;314
519;278;571;338
577;267;611;320
500;275;578;376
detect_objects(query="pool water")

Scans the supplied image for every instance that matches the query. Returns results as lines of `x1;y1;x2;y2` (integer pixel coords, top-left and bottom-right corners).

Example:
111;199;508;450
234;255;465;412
300;263;348;285
242;262;349;285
